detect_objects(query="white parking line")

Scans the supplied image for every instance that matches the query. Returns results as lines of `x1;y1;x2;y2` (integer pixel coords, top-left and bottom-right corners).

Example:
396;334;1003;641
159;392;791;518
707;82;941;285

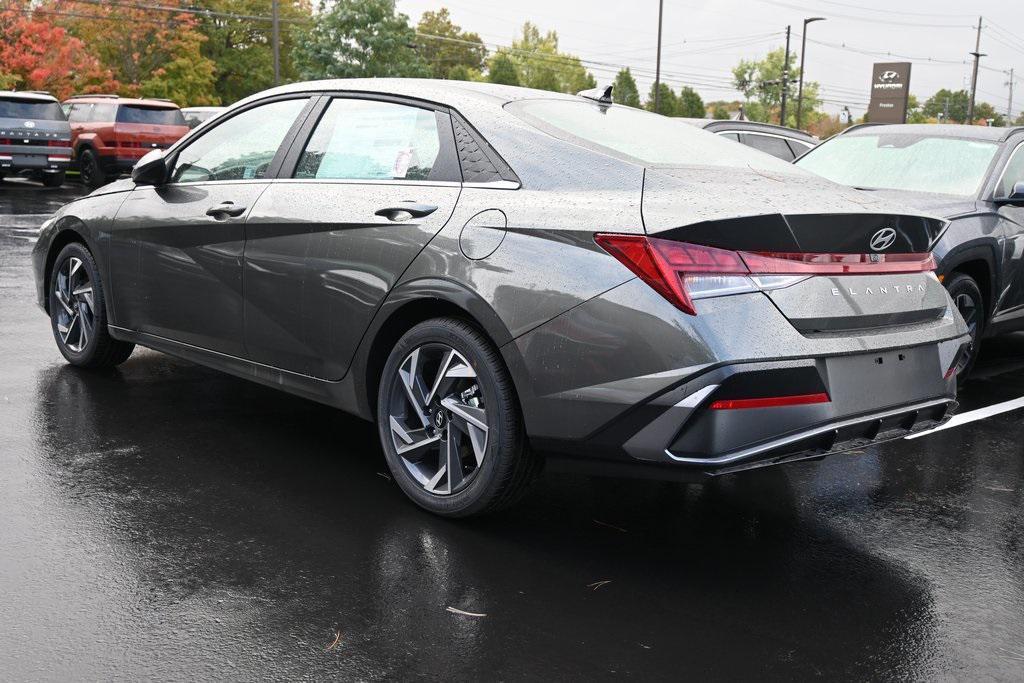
905;396;1024;439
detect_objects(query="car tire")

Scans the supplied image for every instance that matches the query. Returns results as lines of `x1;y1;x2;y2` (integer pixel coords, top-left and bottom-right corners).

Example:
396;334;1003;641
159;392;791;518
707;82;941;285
78;149;107;189
945;272;984;383
49;242;135;369
42;171;65;188
377;317;538;517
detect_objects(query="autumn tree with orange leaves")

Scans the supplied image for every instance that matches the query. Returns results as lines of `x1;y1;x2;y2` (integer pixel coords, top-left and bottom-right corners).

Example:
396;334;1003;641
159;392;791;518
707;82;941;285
0;5;116;99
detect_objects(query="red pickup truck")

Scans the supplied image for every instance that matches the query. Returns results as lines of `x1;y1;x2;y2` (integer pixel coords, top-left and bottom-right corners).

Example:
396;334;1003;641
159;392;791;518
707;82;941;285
62;95;189;188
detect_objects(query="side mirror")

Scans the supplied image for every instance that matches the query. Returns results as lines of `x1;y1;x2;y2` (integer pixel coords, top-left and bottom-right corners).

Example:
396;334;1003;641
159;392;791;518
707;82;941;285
131;149;168;186
1011;181;1024;202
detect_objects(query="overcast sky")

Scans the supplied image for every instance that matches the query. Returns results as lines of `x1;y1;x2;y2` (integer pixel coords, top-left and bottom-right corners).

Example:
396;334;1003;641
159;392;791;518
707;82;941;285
397;0;1024;117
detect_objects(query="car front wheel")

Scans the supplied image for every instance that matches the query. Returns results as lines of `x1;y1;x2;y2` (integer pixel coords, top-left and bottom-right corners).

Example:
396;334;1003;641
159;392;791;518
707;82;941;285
945;272;983;383
49;242;134;368
377;318;538;517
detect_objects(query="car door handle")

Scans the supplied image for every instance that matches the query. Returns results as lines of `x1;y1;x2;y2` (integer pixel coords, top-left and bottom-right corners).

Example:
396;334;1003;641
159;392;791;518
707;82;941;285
374;202;438;222
205;201;247;218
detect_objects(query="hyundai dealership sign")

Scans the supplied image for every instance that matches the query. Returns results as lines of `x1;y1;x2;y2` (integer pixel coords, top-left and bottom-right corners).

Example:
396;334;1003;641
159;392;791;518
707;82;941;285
867;62;912;123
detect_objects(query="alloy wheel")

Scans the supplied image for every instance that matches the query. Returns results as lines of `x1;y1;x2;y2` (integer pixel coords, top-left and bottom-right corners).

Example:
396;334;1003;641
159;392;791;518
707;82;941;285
54;256;95;353
955;292;979;340
387;343;488;496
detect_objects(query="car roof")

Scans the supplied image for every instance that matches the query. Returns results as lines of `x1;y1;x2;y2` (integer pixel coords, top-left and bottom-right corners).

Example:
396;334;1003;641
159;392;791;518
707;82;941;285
700;119;818;141
63;95;181;109
182;106;225;112
0;90;58;103
840;123;1024;143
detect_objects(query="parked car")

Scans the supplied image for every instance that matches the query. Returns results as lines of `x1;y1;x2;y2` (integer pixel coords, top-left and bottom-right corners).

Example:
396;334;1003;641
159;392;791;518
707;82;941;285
0;90;71;187
62;94;189;188
182;106;226;130
796;123;1024;378
680;118;818;160
33;80;969;516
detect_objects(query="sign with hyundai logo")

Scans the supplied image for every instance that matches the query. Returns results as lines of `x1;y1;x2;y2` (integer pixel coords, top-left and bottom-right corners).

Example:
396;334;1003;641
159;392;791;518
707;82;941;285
867;62;912;124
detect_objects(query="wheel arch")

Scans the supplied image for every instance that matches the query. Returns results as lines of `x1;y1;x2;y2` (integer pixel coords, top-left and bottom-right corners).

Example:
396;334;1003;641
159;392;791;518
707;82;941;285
940;247;996;322
42;223;97;315
355;278;517;421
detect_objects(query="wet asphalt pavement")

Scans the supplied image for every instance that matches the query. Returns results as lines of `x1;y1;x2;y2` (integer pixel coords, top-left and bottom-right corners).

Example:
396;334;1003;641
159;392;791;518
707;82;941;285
1;178;1023;681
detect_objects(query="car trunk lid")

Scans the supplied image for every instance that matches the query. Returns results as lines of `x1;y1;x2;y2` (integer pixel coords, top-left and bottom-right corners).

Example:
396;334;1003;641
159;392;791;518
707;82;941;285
639;166;949;332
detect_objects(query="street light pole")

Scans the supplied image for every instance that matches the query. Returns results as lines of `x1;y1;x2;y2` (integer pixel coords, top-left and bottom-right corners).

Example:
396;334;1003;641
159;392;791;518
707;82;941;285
272;0;281;86
654;0;664;113
779;25;791;126
796;17;825;131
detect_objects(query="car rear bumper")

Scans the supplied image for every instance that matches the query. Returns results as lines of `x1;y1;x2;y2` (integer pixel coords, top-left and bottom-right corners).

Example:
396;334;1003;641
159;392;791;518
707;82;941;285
0;147;71;173
505;278;970;480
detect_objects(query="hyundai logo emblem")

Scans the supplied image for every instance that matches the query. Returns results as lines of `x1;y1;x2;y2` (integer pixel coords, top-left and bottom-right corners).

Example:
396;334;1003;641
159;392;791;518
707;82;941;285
870;227;897;251
24;121;35;128
879;70;900;83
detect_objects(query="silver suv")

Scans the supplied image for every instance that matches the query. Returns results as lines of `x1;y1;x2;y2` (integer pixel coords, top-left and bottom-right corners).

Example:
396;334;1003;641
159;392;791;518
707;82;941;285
0;91;72;187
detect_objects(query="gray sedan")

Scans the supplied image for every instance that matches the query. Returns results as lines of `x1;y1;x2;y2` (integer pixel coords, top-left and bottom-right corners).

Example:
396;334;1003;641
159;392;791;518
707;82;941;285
32;80;968;515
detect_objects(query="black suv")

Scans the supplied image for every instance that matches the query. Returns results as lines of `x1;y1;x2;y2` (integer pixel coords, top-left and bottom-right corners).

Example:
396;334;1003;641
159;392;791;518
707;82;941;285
0;91;72;187
797;123;1024;377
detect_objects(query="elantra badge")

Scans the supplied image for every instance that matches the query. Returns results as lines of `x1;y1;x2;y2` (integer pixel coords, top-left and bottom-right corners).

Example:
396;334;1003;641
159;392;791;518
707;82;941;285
870;227;897;251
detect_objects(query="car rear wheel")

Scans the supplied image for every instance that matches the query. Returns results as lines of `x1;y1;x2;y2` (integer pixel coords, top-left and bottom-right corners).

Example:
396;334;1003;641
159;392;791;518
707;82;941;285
945;272;983;383
49;242;134;368
377;318;537;517
78;149;107;189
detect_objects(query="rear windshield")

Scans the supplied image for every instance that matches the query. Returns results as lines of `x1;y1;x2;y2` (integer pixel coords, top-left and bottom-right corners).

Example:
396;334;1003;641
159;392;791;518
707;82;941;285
0;98;65;121
116;105;185;126
796;133;999;196
506;98;800;172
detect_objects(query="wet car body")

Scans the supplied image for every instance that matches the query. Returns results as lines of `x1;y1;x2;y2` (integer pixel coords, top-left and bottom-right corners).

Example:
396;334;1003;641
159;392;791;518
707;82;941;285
0;91;72;186
32;79;969;495
796;124;1024;371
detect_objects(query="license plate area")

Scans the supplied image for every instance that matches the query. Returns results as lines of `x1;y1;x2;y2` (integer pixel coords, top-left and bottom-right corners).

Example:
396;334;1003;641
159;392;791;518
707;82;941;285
825;346;944;414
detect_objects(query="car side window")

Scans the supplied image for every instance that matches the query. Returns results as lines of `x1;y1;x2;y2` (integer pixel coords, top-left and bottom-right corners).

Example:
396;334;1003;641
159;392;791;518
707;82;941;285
717;132;740;141
744;133;796;161
997;143;1024;197
67;103;91;122
294;98;443;181
89;103;116;122
170;98;308;184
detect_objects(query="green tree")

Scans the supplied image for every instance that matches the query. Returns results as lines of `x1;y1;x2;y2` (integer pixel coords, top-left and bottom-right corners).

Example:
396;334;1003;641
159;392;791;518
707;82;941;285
645;82;678;116
922;89;969;122
974;101;1005;127
416;8;486;80
1015;112;1024;126
292;0;428;80
732;47;820;127
612;68;640;107
678;86;705;118
486;52;520;86
712;105;730;119
496;22;595;94
195;0;312;105
906;94;929;123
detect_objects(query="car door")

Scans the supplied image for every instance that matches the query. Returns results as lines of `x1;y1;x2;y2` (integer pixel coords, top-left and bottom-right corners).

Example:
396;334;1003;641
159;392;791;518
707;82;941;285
242;95;462;379
110;96;313;356
992;139;1024;318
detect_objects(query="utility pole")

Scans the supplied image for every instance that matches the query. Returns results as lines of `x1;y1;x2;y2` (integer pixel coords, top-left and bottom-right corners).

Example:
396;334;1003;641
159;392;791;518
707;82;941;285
654;0;664;113
1007;68;1015;121
796;17;825;131
779;25;791;126
272;0;281;86
967;16;983;124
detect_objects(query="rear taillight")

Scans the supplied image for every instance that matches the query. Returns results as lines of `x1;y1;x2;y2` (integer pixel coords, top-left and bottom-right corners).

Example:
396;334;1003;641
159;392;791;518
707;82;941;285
595;234;936;316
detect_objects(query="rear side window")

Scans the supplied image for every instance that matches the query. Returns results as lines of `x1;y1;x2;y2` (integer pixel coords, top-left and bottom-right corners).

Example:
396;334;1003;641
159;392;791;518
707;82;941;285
743;133;796;161
117;105;186;126
66;103;91;122
0;98;65;120
295;99;443;181
997;142;1024;198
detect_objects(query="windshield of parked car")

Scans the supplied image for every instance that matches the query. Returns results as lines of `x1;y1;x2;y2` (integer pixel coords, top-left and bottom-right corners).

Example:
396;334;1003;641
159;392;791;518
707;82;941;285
796;133;999;196
0;98;65;120
506;99;802;172
116;105;186;126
